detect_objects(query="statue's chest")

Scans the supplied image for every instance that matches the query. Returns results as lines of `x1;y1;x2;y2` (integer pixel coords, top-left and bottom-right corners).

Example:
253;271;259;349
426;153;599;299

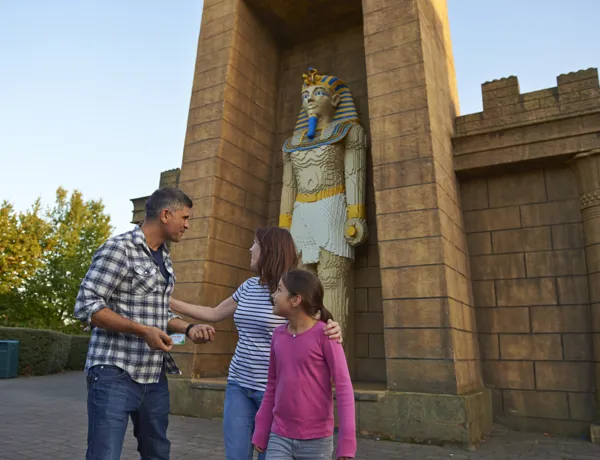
291;142;343;166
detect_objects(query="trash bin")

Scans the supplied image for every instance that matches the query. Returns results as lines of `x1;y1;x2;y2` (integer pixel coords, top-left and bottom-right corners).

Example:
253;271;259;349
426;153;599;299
0;340;19;378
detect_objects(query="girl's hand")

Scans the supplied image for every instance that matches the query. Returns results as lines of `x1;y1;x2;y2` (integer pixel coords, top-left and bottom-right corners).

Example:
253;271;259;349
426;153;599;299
254;445;265;453
324;319;343;344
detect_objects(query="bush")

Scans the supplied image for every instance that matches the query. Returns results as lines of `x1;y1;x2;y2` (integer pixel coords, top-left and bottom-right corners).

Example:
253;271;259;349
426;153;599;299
0;327;72;375
66;335;90;370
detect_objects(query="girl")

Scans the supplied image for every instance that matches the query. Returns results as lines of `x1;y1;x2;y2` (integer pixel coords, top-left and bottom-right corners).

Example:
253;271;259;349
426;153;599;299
252;269;356;460
170;227;343;460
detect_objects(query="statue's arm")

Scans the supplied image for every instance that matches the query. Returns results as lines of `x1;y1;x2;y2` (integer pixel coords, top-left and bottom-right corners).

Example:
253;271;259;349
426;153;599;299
344;124;367;221
279;149;297;229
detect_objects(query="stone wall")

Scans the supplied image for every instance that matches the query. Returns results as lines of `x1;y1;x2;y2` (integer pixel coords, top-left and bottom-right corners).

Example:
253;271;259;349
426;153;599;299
456;68;600;435
267;26;385;382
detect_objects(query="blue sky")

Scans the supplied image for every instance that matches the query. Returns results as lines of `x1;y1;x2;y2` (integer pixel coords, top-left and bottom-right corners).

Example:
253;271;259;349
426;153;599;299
1;0;598;235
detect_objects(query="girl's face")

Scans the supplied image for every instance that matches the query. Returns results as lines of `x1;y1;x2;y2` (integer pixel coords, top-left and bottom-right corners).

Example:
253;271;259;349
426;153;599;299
271;279;297;318
249;238;261;271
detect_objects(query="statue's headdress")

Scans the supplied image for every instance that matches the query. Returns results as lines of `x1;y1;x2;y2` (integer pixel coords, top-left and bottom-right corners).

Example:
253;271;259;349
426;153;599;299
294;68;359;139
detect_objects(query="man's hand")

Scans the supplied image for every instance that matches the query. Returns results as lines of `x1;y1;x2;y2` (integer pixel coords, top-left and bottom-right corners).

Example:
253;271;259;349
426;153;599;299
324;319;343;344
140;326;173;352
188;324;216;344
254;445;265;453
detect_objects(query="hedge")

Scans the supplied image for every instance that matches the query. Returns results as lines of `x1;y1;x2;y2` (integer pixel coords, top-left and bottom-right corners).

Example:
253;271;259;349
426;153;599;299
66;335;91;370
0;327;89;376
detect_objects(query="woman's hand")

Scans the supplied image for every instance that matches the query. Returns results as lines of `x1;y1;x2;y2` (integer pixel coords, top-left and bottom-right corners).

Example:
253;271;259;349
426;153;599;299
324;319;343;344
254;445;265;453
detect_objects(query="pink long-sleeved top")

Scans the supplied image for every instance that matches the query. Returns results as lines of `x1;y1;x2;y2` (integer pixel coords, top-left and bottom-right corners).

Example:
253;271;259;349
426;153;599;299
252;321;356;459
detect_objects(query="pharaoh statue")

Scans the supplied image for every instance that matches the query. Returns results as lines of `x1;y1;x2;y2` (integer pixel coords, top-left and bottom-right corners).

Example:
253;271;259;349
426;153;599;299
278;68;368;341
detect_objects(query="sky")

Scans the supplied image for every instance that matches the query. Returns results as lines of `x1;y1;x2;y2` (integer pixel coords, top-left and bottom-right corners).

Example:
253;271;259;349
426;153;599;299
1;0;599;235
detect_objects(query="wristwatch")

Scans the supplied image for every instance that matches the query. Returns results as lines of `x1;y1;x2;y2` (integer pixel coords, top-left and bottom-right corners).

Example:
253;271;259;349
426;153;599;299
185;323;197;338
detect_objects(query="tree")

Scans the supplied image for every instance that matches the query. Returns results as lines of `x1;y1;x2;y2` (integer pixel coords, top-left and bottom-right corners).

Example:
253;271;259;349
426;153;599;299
0;188;112;332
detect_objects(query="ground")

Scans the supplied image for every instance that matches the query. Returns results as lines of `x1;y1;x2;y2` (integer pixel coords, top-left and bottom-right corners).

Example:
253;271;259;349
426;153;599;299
1;372;599;459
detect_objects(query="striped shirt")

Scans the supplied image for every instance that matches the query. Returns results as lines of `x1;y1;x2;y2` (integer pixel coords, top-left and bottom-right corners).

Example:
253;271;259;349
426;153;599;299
229;277;287;391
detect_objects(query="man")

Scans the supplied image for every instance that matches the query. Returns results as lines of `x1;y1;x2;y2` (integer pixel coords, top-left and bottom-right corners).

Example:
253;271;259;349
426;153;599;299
74;188;214;460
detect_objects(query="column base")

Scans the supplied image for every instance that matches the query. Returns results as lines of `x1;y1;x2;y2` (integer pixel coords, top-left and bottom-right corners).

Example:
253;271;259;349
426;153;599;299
591;424;600;444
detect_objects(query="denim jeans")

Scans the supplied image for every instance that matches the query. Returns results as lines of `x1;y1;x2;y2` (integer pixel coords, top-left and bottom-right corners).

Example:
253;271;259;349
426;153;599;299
223;380;267;460
265;433;334;459
86;365;170;460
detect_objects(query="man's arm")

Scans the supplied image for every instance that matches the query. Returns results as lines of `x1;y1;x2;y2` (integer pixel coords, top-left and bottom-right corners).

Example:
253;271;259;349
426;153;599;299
167;317;215;344
344;124;368;246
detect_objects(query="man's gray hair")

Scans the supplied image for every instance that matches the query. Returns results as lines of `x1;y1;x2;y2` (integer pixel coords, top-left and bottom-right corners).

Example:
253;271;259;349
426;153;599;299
145;188;193;221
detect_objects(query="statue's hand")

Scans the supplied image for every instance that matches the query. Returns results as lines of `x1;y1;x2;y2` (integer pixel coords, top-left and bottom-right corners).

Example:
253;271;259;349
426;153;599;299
344;218;368;246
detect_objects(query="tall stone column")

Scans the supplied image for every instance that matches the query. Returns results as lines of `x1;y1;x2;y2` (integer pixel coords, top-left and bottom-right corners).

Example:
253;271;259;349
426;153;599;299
569;149;600;442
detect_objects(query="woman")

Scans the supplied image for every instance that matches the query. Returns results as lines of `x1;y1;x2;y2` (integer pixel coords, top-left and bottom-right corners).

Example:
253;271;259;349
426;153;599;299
170;227;343;460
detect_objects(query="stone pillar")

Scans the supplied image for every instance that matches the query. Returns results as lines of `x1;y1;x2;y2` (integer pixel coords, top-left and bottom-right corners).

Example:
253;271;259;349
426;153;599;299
363;0;490;443
569;149;600;442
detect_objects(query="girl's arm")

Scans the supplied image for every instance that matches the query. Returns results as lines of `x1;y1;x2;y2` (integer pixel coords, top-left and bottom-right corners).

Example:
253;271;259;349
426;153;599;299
252;335;278;451
323;337;356;459
170;296;237;323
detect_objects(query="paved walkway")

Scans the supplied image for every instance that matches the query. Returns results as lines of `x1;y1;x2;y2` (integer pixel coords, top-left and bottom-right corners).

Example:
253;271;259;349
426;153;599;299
1;372;599;459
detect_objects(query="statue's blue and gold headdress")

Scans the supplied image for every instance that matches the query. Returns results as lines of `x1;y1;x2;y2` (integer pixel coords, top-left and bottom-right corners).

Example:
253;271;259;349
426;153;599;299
294;68;359;140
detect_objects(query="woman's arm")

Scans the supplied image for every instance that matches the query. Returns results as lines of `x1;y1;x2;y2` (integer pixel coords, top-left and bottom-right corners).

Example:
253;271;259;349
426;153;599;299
323;337;356;459
170;296;237;323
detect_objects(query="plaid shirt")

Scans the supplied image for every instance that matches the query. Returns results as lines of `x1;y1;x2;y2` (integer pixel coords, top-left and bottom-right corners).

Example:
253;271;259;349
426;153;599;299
74;226;181;384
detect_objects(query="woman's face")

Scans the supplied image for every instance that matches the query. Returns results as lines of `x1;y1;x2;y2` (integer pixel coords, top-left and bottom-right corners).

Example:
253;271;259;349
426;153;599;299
249;238;261;271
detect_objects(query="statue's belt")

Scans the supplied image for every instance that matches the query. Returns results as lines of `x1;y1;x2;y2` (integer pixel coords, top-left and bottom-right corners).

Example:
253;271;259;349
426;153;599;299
295;185;345;203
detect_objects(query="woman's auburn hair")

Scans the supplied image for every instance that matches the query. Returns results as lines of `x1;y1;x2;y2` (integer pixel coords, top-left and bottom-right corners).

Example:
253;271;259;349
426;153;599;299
254;227;299;294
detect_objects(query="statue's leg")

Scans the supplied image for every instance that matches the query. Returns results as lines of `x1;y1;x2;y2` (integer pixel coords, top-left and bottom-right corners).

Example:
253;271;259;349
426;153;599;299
317;248;352;338
299;253;318;276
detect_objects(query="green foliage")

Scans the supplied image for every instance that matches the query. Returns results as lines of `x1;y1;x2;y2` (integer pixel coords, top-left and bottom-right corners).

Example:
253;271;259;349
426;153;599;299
0;188;112;333
0;327;72;375
66;335;91;370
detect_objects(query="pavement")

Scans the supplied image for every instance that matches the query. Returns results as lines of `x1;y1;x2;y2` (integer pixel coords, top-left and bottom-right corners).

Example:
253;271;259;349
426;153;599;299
1;372;599;459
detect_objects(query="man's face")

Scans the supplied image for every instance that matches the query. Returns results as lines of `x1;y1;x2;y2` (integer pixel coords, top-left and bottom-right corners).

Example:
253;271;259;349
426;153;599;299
162;206;190;243
302;85;337;119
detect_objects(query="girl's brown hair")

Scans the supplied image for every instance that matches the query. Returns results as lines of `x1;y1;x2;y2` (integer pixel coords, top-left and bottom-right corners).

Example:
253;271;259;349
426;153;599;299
255;227;299;294
280;269;333;323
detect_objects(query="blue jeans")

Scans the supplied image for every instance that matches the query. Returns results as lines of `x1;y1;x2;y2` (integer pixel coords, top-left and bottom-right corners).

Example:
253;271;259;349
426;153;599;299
265;433;334;459
86;365;170;460
223;380;267;460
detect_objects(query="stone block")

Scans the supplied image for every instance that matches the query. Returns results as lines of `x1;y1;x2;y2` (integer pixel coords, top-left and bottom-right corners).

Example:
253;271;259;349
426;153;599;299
563;334;593;361
369;85;428;119
373;157;434;190
551;223;584;249
535;362;594;392
476;307;530;333
370;108;430;142
368;288;383;311
496;278;557;306
491;227;552;253
378;237;444;268
464;207;521;232
472;281;496;307
520;199;581;227
365;41;423;76
355;313;384;334
363;1;418;35
356;389;492;445
386;359;457;394
487;171;547;207
557;276;589;305
467;232;492;255
525;249;587;277
384;328;453;359
499;334;562;360
470;254;526;280
355;334;369;358
355;267;381;288
376;183;437;214
496;414;589;437
568;393;596;422
503;390;569;420
371;131;432;165
382;298;449;328
482;361;535;389
169;379;226;419
369;334;386;359
193;354;232;378
171;238;209;263
530;305;590;333
593;423;600;444
354;358;387;382
381;265;447;299
544;167;579;200
478;334;499;359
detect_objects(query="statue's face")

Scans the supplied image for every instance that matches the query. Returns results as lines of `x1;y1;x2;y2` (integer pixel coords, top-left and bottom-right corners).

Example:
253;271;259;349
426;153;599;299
302;85;339;119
